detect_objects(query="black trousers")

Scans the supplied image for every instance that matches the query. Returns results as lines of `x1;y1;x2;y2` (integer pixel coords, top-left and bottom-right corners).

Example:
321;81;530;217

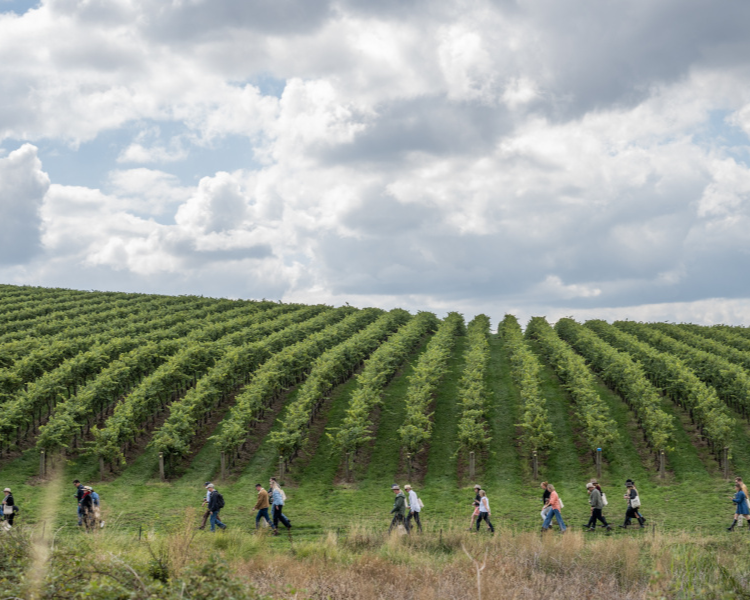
624;507;639;524
389;513;409;533
476;512;494;532
273;506;291;529
406;511;422;533
587;508;608;528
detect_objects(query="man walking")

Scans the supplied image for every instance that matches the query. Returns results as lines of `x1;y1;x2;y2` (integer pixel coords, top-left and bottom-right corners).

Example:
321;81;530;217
253;483;272;529
73;479;84;526
585;482;612;532
198;482;211;530
389;484;409;534
405;484;422;533
206;483;227;532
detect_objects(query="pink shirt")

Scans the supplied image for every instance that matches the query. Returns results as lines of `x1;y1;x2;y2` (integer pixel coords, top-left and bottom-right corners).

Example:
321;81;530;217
548;491;561;510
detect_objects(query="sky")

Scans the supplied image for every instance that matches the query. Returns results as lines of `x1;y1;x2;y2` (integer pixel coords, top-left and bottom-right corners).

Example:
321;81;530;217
2;0;750;327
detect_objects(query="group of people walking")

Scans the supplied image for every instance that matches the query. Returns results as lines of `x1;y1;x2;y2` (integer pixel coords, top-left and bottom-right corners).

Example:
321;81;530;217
2;473;739;536
538;479;646;533
198;478;292;534
73;479;103;530
389;484;424;534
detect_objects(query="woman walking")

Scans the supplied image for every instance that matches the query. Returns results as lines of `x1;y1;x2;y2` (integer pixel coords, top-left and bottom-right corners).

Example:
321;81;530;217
729;482;750;531
468;484;481;530
2;488;15;530
585;482;612;532
540;482;551;522
542;484;566;532
475;490;494;533
735;477;750;526
620;480;644;529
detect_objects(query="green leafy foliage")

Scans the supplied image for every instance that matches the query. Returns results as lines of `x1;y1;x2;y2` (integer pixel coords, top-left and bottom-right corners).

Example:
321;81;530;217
398;312;464;459
329;311;439;457
585;319;734;457
554;317;674;452
456;315;492;454
210;307;381;456
500;314;554;454
525;316;618;452
619;321;750;416
270;308;411;463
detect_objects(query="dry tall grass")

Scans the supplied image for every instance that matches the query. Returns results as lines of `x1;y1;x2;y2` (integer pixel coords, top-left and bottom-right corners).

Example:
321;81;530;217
235;529;651;599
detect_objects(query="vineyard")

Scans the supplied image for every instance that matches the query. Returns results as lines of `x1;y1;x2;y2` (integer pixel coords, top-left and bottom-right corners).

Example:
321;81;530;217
3;283;750;536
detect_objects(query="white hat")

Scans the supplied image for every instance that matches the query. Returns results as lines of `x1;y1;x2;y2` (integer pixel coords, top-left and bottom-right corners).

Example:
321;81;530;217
404;484;412;490
3;488;10;492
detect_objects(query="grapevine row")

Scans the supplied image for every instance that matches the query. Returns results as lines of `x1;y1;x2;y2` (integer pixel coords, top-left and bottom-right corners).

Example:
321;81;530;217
398;312;464;467
150;306;364;466
456;315;492;461
585;320;733;457
36;304;304;454
329;312;439;471
269;309;411;465
92;305;333;466
500;314;554;455
211;307;382;461
554;318;674;453
525;317;618;452
615;321;750;417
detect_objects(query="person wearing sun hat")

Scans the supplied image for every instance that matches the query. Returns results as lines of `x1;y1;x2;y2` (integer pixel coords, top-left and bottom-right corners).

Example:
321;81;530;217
389;484;408;534
198;482;212;530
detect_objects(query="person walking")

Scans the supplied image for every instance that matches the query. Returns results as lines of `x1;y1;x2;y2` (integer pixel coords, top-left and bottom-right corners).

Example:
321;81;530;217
404;484;423;533
389;484;408;534
540;482;551;522
620;480;644;529
73;479;84;526
542;484;566;532
469;484;482;530
729;482;750;531
206;484;227;532
253;483;272;529
585;482;612;532
80;486;95;531
2;488;16;530
271;482;291;534
735;477;750;526
198;482;212;530
475;490;495;533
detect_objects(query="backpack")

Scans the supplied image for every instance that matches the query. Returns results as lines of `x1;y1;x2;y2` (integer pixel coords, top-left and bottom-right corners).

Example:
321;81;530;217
214;492;225;509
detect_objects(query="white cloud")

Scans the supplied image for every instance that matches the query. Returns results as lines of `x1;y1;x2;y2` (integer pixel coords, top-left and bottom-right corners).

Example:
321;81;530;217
0;144;49;265
2;1;750;324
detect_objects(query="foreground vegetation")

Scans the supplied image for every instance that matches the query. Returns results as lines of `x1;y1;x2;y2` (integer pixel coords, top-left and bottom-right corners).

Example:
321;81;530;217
3;512;750;599
7;284;750;596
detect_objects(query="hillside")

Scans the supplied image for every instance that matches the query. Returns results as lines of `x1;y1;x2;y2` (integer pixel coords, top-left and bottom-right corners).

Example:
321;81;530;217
1;283;749;536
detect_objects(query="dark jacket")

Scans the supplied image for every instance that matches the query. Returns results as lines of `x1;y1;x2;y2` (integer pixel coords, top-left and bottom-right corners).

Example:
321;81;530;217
208;490;223;512
76;484;84;503
3;493;14;508
391;492;406;515
81;491;93;513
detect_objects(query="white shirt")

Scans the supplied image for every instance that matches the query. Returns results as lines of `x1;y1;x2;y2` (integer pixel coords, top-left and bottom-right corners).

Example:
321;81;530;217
479;497;490;513
407;490;420;512
205;491;211;503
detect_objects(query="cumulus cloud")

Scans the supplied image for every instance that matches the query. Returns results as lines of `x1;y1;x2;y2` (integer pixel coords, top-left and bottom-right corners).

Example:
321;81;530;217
0;144;49;265
2;0;750;324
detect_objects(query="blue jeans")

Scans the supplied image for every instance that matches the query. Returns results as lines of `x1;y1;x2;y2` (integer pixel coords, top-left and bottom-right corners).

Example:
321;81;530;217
542;508;566;531
255;508;271;528
209;511;226;531
77;505;84;525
